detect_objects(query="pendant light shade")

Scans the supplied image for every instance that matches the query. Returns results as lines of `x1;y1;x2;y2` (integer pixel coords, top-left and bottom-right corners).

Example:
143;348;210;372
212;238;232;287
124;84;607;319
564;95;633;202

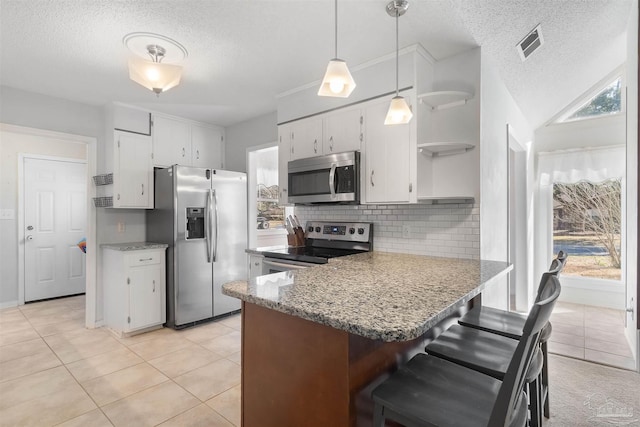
318;0;356;98
318;59;356;97
124;33;188;96
385;0;412;125
128;56;183;95
385;95;414;124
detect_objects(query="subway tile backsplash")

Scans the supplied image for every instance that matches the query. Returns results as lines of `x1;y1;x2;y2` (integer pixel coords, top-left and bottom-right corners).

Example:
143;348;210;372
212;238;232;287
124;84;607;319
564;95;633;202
294;203;480;260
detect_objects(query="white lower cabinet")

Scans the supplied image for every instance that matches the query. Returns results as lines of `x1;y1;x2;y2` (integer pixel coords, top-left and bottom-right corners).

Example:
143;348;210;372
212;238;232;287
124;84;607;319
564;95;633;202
103;246;166;336
248;254;264;279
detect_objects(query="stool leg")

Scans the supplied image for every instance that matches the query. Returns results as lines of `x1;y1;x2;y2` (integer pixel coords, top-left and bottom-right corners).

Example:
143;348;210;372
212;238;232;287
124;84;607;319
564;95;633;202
528;375;543;427
541;340;550;418
373;403;385;427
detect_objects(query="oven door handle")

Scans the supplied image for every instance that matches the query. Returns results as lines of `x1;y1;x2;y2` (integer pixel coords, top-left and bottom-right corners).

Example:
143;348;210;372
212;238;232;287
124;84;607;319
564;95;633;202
329;163;337;198
263;259;312;270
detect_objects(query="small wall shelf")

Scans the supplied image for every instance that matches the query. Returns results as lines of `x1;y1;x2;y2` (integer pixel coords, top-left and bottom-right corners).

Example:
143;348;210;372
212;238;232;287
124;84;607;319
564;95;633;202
92;173;113;186
418;142;475;157
93;196;113;208
417;91;473;110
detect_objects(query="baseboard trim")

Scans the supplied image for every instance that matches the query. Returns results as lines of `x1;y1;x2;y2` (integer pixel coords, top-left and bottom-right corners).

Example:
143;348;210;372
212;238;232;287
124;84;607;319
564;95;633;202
0;300;19;309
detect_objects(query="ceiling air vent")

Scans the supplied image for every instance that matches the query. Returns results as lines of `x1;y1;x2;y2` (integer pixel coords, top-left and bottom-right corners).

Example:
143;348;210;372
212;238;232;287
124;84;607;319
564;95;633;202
517;24;544;61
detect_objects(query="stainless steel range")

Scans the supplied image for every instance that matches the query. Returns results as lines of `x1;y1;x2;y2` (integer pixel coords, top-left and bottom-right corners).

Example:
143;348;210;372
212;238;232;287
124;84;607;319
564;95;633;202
260;221;373;274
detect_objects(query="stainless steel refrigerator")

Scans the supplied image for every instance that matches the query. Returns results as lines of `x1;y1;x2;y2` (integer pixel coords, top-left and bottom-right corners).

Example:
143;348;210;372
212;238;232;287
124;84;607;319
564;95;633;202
147;165;247;328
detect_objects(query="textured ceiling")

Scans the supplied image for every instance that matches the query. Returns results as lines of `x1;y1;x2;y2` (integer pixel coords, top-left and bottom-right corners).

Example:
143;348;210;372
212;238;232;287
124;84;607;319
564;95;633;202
0;0;632;128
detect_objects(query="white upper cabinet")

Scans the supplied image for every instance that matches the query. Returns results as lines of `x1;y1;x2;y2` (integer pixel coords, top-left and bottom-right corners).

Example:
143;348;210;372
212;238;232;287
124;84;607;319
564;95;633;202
153;115;191;167
191;123;223;169
289;118;323;160
152;114;224;169
362;97;412;204
112;105;151;135
112;130;154;209
323;108;363;154
278;124;291;205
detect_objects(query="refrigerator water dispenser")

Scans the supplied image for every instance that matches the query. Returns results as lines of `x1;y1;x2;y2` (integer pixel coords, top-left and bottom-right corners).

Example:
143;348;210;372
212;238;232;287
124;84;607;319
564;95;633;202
186;207;205;239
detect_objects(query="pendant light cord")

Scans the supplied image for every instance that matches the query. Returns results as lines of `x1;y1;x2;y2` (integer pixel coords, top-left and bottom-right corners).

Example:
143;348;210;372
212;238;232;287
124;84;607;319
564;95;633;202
334;0;338;58
395;7;399;96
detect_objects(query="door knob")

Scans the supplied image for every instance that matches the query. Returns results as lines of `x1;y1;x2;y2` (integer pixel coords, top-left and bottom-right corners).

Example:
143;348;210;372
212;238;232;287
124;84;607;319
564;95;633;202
27;225;34;230
26;235;33;241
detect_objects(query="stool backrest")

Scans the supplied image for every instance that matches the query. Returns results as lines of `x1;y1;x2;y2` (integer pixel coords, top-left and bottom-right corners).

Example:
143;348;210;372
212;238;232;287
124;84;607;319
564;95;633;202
534;251;568;303
488;275;561;426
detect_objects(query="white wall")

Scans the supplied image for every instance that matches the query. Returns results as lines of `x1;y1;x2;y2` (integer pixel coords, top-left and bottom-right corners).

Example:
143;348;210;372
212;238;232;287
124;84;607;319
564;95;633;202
0;87;146;319
225;111;278;173
479;54;534;310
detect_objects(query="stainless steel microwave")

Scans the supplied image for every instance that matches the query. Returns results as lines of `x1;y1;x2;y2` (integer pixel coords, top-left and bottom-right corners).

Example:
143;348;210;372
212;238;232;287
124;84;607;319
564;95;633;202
287;151;360;204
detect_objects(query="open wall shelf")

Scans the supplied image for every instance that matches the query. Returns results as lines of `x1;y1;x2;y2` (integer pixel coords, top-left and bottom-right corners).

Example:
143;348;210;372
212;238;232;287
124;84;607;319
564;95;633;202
418;142;475;157
417;91;473;110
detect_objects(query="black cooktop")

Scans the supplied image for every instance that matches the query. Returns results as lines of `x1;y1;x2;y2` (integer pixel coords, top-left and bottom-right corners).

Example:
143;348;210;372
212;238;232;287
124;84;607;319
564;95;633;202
260;246;365;265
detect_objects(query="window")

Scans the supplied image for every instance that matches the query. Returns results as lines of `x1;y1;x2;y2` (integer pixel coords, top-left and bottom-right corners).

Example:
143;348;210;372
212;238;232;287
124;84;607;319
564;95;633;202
563;77;622;122
254;146;285;231
552;179;621;280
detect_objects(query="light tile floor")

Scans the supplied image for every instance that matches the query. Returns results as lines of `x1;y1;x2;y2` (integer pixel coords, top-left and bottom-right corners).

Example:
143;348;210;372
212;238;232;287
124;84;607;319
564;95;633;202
548;301;636;370
0;295;241;427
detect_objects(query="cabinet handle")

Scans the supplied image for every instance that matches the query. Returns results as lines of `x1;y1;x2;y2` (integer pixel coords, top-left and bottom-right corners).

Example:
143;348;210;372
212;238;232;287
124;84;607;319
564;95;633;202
182;147;185;157
141;184;144;195
314;139;317;153
152;280;156;292
291;146;294;154
196;150;200;160
370;170;375;187
329;136;334;151
139;257;153;261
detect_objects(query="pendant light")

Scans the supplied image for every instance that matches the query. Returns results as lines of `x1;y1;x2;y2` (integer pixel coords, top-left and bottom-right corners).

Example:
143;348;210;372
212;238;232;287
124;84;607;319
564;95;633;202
384;0;413;125
318;0;356;97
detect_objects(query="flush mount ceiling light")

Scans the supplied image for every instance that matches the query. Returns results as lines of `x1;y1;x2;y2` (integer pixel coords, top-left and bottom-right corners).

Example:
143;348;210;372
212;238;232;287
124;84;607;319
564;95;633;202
318;0;356;97
123;32;188;96
384;0;413;125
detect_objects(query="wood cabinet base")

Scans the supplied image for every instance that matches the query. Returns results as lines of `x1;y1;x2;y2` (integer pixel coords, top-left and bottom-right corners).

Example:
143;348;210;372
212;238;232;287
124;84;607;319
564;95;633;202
241;302;470;427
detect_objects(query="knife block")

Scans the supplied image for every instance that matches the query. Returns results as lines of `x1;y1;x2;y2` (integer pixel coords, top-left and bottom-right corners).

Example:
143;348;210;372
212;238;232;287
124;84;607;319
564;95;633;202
288;229;305;247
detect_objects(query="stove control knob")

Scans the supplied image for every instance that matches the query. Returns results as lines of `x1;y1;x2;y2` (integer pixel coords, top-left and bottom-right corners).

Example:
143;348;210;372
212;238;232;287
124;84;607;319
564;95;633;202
315;227;321;233
349;227;356;234
308;226;314;232
357;227;365;235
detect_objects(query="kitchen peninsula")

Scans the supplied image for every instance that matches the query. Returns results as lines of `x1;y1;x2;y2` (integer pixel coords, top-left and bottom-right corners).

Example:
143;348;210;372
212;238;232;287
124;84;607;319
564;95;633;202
222;252;511;427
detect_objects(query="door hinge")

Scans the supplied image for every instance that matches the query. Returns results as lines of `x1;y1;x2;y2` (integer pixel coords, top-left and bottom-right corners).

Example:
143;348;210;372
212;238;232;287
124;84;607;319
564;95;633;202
360;115;363;125
117;140;120;148
151;152;154;159
127;277;130;285
409;183;413;193
127;316;130;323
221;135;224;142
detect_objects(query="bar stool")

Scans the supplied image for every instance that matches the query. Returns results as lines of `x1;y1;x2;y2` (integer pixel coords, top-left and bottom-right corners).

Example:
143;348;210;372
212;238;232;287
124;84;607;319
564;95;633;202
457;251;567;419
371;275;561;427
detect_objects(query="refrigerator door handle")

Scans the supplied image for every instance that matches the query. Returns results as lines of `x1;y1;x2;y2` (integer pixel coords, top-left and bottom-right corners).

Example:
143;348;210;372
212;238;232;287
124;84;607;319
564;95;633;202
212;189;219;262
205;189;213;263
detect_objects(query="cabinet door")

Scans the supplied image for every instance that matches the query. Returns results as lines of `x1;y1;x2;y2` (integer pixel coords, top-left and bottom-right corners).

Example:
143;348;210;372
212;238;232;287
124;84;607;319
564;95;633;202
114;131;153;208
324;109;362;154
248;255;264;279
128;265;163;331
363;101;411;203
289;118;322;160
191;124;223;169
113;105;151;135
153;115;191;167
278;125;291;205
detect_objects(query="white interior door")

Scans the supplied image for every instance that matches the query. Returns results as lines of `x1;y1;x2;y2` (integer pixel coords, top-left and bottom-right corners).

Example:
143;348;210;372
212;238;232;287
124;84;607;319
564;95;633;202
24;158;87;301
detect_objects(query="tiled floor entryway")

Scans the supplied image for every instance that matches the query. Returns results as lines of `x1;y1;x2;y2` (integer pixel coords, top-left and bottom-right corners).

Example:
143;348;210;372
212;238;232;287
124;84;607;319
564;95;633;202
548;301;635;370
0;295;241;426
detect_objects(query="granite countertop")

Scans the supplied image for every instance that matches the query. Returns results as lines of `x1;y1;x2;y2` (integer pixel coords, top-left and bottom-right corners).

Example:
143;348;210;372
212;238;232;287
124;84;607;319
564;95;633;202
101;242;168;251
223;251;511;342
